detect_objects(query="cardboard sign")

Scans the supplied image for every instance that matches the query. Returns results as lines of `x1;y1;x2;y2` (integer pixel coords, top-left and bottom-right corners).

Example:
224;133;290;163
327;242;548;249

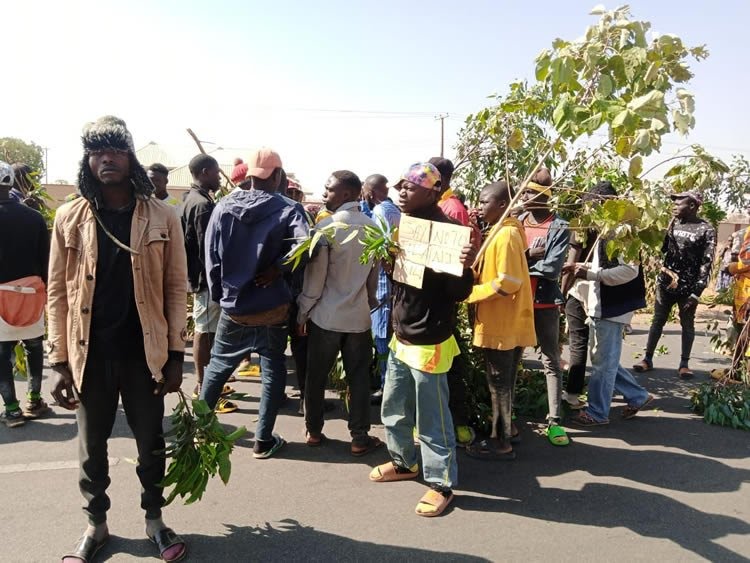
393;215;471;288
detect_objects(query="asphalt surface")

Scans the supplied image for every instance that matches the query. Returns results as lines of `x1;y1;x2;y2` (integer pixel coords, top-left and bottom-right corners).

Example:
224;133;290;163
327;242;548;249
2;321;749;562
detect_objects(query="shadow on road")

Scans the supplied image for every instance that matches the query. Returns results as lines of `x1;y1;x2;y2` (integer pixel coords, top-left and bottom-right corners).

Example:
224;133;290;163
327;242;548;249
98;519;491;562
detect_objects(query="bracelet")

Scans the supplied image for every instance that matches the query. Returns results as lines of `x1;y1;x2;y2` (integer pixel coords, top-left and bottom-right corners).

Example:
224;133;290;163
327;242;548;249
49;361;69;368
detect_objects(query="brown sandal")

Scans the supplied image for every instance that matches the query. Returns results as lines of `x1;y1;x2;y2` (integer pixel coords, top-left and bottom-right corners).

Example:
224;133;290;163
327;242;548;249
415;489;454;517
305;432;324;447
369;462;418;482
623;394;654;419
351;436;383;457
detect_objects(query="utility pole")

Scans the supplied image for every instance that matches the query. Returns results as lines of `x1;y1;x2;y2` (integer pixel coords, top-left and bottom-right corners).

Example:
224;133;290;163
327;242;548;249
435;113;448;157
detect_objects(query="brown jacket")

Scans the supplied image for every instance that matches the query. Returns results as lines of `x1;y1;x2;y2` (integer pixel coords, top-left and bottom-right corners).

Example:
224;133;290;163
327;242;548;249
47;197;187;389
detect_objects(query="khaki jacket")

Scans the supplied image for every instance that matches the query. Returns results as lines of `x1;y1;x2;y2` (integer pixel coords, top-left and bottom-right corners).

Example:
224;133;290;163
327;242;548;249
47;197;187;389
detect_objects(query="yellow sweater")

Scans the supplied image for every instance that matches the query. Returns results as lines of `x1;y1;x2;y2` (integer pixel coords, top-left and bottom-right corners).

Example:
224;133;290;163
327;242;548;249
467;217;536;350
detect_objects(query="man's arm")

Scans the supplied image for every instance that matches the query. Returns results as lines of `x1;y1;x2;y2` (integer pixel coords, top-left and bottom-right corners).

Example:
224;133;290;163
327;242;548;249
695;225;717;296
39;215;51;284
204;207;223;304
467;227;525;303
163;210;188;355
529;220;570;279
366;263;379;311
296;243;330;326
46;215;69;365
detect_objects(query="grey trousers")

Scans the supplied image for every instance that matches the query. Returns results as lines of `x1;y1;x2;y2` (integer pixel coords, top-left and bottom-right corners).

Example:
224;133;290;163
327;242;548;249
534;307;563;423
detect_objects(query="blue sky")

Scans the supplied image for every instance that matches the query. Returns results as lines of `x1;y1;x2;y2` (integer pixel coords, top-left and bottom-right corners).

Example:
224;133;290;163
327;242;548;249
5;0;748;191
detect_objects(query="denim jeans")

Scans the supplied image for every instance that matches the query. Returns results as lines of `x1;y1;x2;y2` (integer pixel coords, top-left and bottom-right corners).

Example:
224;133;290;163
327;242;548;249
565;296;589;395
304;322;372;439
585;317;650;422
77;347;165;525
483;347;522;442
200;311;288;443
381;353;457;489
534;307;562;422
0;336;44;409
644;284;697;367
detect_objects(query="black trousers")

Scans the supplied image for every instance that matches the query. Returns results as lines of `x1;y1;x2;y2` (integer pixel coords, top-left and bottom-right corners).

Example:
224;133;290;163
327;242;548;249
447;328;469;427
288;301;308;395
77;347;165;525
645;285;697;367
483;347;522;442
565;296;589;395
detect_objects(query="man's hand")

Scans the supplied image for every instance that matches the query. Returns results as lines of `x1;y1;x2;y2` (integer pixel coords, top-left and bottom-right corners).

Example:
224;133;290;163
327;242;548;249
527;246;545;259
158;358;184;395
50;364;78;410
682;295;699;311
573;264;589;279
297;322;308;337
460;243;478;268
255;265;282;288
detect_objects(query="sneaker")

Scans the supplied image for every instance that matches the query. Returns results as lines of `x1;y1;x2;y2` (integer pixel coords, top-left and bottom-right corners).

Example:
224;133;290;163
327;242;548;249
1;409;26;428
455;425;476;448
23;398;51;419
562;391;586;410
215;397;238;414
253;433;286;459
370;389;383;405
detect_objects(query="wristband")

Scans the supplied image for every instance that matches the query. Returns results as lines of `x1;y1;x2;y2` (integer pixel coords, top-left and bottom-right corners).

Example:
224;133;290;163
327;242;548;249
49;361;69;369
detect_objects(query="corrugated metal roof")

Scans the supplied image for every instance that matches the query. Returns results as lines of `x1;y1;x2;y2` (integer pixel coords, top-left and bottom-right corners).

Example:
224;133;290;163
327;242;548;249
167;163;235;188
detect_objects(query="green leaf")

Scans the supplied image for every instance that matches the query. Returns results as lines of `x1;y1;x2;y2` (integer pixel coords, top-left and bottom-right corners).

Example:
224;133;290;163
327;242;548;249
549;56;574;87
507;128;524;150
218;455;231;484
628;156;643;178
628;90;664;113
224;426;247;442
633;129;650;151
589;4;606;15
597;75;614;98
553;96;570;128
612;109;632;129
192;400;211;416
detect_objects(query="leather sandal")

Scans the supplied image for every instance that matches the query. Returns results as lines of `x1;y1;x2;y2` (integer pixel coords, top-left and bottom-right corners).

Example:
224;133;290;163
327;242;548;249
351;436;383;457
62;534;109;562
148;527;187;562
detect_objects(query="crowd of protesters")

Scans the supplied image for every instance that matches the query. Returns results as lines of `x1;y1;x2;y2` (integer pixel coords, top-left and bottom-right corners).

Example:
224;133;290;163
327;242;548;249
0;115;723;560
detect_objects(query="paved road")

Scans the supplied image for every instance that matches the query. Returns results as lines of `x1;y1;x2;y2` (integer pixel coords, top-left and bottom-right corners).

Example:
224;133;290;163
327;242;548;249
2;322;749;562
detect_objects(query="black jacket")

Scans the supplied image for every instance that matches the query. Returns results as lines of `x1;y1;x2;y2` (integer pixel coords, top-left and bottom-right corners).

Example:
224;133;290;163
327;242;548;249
391;205;474;346
180;185;214;293
659;217;716;297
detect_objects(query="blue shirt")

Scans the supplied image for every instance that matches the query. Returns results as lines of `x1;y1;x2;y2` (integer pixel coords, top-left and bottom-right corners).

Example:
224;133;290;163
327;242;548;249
371;198;401;338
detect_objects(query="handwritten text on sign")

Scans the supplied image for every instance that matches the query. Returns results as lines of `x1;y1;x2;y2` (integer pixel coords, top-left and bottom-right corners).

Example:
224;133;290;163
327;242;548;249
393;215;471;288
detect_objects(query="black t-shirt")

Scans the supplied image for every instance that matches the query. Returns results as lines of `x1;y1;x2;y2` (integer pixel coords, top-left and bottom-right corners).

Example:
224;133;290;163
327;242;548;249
0;199;50;284
90;203;144;357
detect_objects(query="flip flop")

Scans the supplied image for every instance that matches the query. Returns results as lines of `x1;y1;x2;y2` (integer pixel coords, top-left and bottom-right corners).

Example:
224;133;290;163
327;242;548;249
369;462;418;482
623;394;655;419
415;489;454;517
62;534;109;562
220;384;236;396
632;359;653;373
465;440;516;461
305;432;325;447
351;436;383;457
148;527;187;562
546;424;570;446
215;397;238;414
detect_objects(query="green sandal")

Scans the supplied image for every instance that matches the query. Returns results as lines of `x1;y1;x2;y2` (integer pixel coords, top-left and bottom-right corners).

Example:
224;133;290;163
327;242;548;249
546;424;570;446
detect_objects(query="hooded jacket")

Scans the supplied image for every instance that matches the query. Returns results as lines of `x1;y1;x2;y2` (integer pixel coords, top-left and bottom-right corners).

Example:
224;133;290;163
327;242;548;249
205;188;309;316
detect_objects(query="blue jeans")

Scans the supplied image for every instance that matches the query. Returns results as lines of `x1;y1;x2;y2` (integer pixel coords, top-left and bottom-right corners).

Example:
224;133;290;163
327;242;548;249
586;317;650;422
381;353;457;489
200;311;288;442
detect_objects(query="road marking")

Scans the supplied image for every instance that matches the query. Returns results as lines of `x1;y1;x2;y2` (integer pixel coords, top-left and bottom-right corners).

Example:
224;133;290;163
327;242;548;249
0;457;120;474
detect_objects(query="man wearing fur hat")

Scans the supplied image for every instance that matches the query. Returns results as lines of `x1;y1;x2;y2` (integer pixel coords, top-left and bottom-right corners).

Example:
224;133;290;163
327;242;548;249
48;116;188;562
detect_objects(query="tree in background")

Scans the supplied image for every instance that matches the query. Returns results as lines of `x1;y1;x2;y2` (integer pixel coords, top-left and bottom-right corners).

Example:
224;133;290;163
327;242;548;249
0;137;45;178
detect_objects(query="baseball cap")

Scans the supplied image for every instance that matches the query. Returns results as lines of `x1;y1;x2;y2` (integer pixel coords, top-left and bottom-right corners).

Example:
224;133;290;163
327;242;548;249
0;161;13;187
247;147;282;180
230;160;248;183
394;162;442;191
670;190;703;206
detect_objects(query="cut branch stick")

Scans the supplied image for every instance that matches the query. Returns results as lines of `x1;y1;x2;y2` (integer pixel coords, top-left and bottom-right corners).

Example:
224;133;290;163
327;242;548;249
186;128;235;196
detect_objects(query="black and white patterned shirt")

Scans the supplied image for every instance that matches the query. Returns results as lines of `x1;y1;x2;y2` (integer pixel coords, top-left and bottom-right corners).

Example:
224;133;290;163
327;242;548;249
658;217;716;297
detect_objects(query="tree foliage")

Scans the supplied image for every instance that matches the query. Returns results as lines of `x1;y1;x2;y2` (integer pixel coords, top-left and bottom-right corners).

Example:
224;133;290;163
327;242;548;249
0;137;45;176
